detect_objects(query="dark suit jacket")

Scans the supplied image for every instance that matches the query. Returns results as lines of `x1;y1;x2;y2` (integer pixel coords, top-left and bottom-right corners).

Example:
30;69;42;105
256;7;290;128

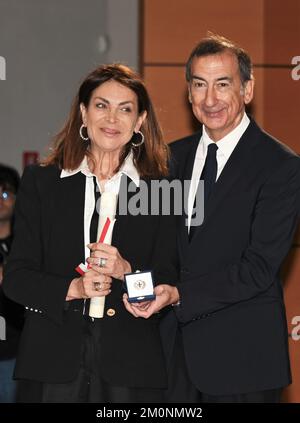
165;118;300;395
3;164;178;388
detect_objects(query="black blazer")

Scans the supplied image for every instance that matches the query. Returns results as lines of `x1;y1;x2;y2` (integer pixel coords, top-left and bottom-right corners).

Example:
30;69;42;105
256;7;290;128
164;119;300;395
3;164;178;388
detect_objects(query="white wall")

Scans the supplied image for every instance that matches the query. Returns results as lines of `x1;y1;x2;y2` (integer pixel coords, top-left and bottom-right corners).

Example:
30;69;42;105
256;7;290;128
0;0;139;172
106;0;140;70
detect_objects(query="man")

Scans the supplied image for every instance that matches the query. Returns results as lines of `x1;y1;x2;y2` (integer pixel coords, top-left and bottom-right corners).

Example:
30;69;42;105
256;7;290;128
124;34;300;403
0;164;23;403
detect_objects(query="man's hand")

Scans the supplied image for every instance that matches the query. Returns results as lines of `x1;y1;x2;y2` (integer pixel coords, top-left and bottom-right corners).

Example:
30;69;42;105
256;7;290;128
123;284;180;319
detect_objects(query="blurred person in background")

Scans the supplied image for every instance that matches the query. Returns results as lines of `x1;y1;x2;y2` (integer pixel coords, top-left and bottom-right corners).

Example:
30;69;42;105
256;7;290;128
0;164;23;403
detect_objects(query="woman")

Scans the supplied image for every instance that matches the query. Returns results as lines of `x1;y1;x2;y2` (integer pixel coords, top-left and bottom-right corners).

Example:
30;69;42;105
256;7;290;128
3;64;178;402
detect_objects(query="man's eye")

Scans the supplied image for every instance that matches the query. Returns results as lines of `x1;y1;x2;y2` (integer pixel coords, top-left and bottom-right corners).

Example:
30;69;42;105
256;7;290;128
96;103;106;108
194;81;205;88
217;82;229;88
121;107;132;112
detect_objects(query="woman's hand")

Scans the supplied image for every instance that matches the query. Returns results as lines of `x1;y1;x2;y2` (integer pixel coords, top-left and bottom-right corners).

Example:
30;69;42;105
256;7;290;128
66;265;112;300
86;242;131;281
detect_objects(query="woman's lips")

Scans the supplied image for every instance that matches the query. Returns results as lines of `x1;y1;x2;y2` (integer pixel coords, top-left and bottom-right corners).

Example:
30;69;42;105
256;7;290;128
101;127;120;136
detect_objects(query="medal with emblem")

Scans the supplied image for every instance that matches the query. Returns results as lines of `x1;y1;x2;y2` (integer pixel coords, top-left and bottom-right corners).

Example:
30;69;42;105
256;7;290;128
134;279;146;290
124;270;155;303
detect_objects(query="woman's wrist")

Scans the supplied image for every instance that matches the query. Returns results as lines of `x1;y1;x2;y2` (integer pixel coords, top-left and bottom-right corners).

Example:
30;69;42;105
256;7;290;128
120;260;132;281
66;278;81;300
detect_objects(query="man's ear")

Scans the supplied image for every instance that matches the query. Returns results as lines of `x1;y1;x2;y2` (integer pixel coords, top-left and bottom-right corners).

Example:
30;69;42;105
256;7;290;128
243;78;254;105
188;86;192;104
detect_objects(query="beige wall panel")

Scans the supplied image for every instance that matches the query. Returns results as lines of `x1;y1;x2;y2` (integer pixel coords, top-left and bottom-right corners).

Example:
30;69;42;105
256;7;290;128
277;248;300;402
143;0;264;64
283;248;300;332
263;68;300;153
251;67;264;127
144;66;196;142
282;339;300;403
264;0;300;64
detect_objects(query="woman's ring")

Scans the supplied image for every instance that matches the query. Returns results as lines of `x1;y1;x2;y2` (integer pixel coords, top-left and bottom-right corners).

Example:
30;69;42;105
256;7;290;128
98;257;107;268
94;282;102;291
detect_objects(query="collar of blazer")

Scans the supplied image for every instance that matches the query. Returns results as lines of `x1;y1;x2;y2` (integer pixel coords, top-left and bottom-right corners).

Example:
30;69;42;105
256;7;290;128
48;171;139;262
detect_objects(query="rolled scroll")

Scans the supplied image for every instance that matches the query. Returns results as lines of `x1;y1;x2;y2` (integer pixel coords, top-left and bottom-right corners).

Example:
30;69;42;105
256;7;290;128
88;191;117;318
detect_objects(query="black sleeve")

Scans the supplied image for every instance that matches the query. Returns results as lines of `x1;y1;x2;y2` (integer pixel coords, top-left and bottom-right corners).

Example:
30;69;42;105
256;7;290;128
3;166;71;325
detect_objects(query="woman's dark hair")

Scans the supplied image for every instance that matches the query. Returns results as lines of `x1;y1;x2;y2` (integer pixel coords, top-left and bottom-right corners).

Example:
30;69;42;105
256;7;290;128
43;64;168;177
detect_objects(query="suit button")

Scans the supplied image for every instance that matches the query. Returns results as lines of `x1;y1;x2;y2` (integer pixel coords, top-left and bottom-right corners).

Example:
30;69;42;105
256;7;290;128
107;308;116;317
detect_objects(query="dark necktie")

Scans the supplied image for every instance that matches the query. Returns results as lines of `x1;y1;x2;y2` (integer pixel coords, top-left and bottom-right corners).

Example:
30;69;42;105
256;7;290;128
189;142;218;240
201;142;218;202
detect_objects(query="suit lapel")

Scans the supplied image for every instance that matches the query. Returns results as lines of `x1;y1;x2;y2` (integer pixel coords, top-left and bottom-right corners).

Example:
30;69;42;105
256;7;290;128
178;134;201;254
53;171;86;265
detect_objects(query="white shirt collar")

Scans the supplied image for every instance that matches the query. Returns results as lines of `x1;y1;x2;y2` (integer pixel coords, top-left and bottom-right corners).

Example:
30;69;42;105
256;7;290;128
60;151;140;187
202;112;250;160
